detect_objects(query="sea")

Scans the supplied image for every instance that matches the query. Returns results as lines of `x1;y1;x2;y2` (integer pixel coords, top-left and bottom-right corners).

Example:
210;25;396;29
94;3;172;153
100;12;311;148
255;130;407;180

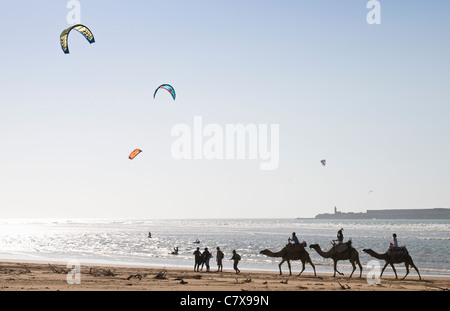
0;218;448;278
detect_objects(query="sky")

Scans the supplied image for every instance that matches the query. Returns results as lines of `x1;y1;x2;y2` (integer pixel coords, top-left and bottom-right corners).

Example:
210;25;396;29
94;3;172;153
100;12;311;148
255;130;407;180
0;0;449;219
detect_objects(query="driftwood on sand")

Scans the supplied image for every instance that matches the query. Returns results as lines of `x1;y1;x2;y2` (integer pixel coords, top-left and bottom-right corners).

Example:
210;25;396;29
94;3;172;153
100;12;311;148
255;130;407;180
154;269;167;279
89;267;116;277
48;263;67;274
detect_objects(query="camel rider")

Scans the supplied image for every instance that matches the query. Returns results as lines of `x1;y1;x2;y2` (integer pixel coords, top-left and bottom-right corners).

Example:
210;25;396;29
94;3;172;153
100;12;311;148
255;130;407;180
391;233;399;248
288;232;300;244
288;232;300;250
337;228;344;244
388;233;402;257
332;228;345;254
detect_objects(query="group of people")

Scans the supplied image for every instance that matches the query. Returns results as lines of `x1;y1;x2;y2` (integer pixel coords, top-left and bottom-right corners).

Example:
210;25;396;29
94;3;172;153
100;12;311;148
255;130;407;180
166;229;402;275
193;247;241;274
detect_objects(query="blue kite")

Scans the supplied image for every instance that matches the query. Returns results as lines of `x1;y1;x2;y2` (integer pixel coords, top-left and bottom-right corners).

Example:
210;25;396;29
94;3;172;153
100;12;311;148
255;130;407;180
153;84;176;100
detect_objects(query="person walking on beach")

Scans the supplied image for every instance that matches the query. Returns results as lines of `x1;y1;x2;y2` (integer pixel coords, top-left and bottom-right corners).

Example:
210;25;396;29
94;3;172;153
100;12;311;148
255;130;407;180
202;247;212;272
230;250;241;274
193;247;202;272
216;247;224;272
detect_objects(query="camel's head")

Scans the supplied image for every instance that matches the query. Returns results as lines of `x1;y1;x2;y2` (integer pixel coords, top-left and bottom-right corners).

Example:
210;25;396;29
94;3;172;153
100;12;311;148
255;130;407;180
260;249;269;255
362;249;370;253
309;244;318;249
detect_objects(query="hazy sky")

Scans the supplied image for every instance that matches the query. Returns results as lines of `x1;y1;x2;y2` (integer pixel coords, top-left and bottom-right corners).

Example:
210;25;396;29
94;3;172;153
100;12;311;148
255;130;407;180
0;1;449;219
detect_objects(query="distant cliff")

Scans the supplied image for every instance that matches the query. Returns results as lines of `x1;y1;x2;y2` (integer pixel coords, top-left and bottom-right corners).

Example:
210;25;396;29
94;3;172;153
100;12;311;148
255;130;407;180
315;208;450;219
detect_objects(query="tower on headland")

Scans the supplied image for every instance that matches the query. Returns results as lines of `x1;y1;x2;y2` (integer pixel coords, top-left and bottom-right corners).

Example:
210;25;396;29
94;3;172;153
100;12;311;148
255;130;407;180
315;207;450;219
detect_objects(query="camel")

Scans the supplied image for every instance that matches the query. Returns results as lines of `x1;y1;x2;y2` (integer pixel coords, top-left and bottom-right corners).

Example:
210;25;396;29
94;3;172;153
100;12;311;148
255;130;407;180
363;248;421;280
260;243;316;276
309;241;363;278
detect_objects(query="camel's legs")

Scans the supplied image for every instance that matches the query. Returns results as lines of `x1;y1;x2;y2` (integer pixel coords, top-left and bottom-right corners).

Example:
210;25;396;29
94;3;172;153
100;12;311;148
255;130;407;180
380;262;389;278
357;260;363;278
349;261;356;278
333;261;336;277
287;260;292;276
333;260;344;277
402;262;410;280
411;263;421;280
278;259;286;276
389;263;398;279
298;261;305;276
310;261;317;276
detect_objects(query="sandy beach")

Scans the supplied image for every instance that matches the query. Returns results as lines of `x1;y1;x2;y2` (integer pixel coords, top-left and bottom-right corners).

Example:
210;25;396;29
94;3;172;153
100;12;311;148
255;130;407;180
0;260;448;292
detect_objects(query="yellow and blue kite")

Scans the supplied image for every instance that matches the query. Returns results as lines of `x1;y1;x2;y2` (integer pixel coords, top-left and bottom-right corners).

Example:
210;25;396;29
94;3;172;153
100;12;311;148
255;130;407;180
60;24;95;54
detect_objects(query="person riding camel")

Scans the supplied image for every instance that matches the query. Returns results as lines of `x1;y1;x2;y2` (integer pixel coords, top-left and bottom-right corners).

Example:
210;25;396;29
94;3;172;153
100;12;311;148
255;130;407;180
332;228;345;254
337;228;344;244
288;232;301;250
388;233;403;258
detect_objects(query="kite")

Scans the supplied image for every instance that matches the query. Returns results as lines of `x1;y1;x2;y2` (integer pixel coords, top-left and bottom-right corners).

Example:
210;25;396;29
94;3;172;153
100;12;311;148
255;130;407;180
60;24;95;54
153;84;176;100
320;159;326;166
129;149;142;160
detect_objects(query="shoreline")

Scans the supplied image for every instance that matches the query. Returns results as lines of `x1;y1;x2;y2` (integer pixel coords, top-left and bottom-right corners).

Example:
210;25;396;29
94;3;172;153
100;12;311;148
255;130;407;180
0;260;449;291
1;256;449;279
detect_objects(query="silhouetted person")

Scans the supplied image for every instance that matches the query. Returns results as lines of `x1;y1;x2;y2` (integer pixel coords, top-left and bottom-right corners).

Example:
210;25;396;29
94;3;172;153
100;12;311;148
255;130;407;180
230;250;241;274
216;247;224;272
193;247;202;272
288;232;300;245
202;247;212;272
336;228;344;244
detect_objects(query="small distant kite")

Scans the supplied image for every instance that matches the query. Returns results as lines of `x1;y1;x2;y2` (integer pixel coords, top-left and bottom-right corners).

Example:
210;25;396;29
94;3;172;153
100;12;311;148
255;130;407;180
129;149;142;160
368;190;374;195
320;159;326;166
153;84;176;100
60;24;95;54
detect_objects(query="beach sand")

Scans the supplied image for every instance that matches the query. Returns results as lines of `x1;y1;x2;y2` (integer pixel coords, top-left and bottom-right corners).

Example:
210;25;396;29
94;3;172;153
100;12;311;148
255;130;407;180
0;260;448;291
